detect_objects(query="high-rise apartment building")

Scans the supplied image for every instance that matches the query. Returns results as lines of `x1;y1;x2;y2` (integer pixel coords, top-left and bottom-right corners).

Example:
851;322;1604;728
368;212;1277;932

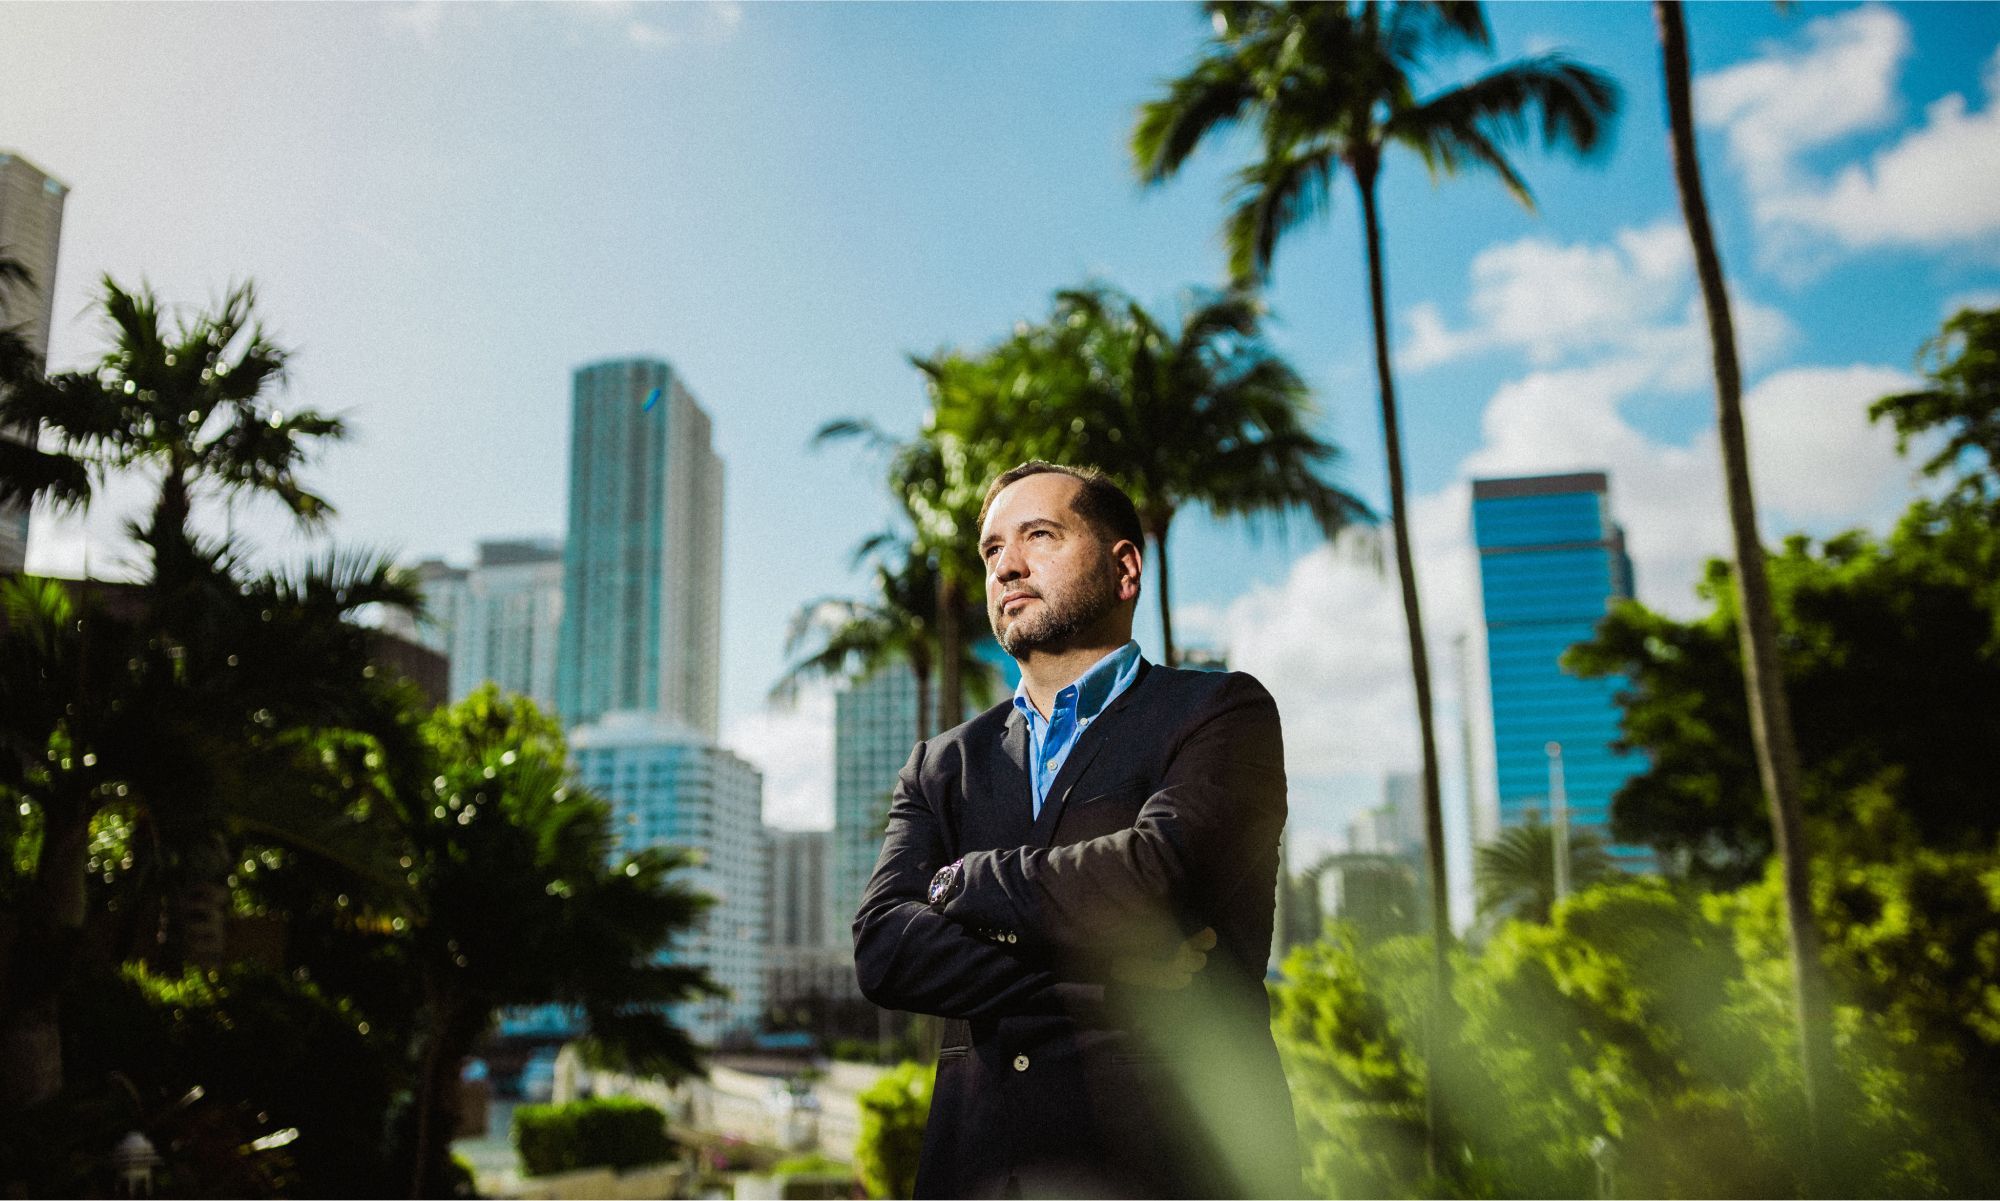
388;540;564;710
556;359;723;736
0;152;69;572
1472;472;1646;866
765;828;850;1018
829;666;919;994
571;711;766;1046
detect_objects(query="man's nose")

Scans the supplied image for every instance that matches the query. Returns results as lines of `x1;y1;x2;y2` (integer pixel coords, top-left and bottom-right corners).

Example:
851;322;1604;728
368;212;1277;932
990;542;1027;583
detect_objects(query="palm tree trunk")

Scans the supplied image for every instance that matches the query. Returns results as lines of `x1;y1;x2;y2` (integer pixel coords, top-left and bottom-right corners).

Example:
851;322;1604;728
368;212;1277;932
409;989;477;1199
912;665;933;746
1148;516;1176;666
935;574;963;733
1657;0;1833;1160
1356;160;1454;1179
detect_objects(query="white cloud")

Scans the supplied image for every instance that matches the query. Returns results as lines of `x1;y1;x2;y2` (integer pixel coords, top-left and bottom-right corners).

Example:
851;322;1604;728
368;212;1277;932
1698;5;1909;196
1398;221;1794;380
1942;289;2000;318
381;0;745;53
1698;8;2000;255
1743;364;1924;521
723;684;835;831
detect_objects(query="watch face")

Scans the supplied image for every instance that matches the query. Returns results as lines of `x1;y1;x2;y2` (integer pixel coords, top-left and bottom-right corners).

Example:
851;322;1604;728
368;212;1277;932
929;865;955;906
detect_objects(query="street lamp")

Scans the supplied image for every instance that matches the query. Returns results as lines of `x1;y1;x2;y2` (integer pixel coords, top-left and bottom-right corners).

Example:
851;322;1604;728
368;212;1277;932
1545;742;1569;905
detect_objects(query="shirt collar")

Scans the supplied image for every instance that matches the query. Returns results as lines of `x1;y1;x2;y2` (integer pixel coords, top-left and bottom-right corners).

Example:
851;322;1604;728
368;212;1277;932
1011;640;1144;724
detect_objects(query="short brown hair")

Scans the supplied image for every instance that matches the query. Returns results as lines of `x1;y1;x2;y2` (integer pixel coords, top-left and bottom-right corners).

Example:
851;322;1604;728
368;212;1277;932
977;461;1144;548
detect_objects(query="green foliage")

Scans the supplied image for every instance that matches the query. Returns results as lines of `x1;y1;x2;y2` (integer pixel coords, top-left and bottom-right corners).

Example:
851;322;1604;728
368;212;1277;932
1274;857;2000;1198
1272;932;1427;1198
512;1096;676;1177
400;685;723;1078
1870;305;2000;511
854;1060;932;1200
1565;507;2000;883
772;1151;850;1177
49;962;403;1197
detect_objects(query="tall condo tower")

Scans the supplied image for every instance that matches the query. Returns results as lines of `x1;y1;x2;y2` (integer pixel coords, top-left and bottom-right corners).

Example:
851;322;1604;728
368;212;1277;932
1471;472;1647;867
570;712;767;1046
830;665;919;988
557;359;723;735
0;152;69;572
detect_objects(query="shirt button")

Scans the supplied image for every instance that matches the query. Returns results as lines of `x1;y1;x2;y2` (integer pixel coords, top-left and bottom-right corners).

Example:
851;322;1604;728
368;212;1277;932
1013;1054;1030;1072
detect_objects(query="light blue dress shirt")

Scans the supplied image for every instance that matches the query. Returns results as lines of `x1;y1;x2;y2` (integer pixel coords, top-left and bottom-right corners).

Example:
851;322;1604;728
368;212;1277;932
1011;640;1145;819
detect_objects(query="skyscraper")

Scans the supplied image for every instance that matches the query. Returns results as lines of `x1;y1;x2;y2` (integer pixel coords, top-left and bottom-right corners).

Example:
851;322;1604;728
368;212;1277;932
1472;472;1646;866
765;828;850;1019
557;359;723;735
387;540;565;710
829;665;919;987
571;711;767;1046
0;152;69;572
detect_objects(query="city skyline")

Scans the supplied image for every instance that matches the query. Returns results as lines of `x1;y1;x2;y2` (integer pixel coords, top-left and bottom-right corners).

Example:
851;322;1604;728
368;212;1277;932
7;3;1998;928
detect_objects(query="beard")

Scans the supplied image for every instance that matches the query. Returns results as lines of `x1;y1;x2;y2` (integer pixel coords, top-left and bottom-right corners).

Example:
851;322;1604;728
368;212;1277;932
990;560;1122;656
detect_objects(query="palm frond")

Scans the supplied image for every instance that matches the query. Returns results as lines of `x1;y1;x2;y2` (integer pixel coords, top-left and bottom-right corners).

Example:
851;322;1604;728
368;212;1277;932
1224;143;1338;286
1392;55;1621;163
1133;54;1259;185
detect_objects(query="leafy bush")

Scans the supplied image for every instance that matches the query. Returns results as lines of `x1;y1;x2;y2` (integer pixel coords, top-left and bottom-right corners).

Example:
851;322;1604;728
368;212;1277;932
855;1061;930;1200
512;1097;675;1177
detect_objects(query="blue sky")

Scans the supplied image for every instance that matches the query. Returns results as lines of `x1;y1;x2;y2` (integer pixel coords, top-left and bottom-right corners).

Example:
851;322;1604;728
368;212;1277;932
8;2;1999;923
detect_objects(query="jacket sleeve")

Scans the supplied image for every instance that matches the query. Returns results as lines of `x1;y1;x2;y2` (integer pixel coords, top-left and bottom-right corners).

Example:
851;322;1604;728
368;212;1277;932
941;672;1286;952
852;739;1104;1018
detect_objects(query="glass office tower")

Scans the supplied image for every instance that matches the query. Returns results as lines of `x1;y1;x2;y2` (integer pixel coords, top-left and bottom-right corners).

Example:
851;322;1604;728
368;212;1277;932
556;359;723;735
1472;472;1648;867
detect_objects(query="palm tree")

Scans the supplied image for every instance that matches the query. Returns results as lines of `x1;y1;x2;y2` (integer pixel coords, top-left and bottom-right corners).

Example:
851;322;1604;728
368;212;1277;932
3;278;341;555
392;686;722;1198
1654;0;1833;1148
816;400;1004;734
1133;1;1619;1168
1047;284;1369;664
775;537;994;743
0;277;363;967
1473;817;1612;928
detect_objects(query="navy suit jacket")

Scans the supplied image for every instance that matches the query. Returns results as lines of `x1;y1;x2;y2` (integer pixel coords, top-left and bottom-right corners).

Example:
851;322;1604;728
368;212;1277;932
852;662;1301;1198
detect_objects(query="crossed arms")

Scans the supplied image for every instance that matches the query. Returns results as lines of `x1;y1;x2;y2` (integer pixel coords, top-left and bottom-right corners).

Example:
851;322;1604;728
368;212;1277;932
850;674;1285;1021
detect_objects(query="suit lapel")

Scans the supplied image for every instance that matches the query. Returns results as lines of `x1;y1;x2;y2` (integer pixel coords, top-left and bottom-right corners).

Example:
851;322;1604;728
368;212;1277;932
985;708;1036;848
1029;661;1155;847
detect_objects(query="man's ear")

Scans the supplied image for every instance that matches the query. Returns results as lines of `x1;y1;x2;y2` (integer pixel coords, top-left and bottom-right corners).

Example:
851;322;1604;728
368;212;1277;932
1115;539;1143;602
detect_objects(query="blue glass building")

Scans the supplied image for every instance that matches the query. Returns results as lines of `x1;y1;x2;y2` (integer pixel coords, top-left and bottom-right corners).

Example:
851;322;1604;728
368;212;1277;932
1472;472;1647;867
555;358;723;735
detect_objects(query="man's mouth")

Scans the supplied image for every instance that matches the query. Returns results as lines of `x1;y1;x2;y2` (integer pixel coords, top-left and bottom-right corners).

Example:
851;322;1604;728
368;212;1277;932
1000;591;1038;614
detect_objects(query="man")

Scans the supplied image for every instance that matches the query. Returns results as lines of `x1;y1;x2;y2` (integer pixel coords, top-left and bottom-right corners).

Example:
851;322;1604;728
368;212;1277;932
853;461;1300;1199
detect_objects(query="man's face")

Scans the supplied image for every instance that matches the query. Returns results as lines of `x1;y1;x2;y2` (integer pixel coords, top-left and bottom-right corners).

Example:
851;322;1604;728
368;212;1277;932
979;473;1133;656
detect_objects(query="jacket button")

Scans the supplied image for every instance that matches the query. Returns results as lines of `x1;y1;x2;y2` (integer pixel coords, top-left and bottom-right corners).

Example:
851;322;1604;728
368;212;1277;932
1013;1054;1030;1072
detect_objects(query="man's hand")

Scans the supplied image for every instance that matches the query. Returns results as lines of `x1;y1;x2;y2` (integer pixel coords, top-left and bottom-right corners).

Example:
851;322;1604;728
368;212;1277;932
1109;927;1217;991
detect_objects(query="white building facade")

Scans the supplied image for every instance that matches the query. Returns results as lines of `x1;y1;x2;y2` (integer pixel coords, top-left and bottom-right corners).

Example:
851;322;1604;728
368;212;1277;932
571;712;767;1046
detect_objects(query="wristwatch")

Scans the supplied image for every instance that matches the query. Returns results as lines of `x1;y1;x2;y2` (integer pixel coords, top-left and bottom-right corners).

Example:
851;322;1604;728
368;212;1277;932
928;858;966;910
